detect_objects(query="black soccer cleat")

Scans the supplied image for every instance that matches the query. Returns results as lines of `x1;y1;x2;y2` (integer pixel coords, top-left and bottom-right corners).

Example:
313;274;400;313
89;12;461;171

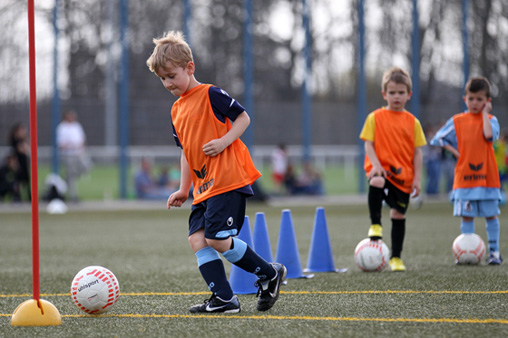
486;252;503;265
189;294;241;314
255;263;287;311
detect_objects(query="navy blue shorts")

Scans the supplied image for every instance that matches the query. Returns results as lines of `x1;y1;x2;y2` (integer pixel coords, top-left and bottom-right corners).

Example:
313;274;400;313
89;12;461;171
382;179;410;215
189;191;247;240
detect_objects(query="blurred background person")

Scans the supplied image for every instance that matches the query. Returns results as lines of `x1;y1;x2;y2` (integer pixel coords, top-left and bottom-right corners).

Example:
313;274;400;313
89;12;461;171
56;109;92;202
8;123;30;201
284;161;324;196
0;152;21;202
135;157;176;200
494;130;508;205
271;143;288;195
424;124;442;196
158;164;180;192
494;130;508;189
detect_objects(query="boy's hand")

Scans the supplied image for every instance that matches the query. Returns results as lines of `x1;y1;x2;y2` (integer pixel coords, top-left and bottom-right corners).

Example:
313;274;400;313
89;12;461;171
482;101;492;114
203;139;227;157
411;180;421;198
167;190;189;209
368;164;386;179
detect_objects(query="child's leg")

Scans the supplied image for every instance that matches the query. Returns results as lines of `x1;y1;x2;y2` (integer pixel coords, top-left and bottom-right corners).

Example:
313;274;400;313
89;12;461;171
222;237;276;280
390;208;405;258
460;217;475;234
367;177;385;239
368;178;385;226
486;216;500;253
222;237;286;311
195;246;234;300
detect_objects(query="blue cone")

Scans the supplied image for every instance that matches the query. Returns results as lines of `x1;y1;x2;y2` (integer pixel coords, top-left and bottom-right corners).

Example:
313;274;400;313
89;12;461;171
275;209;311;278
229;216;258;294
305;207;336;272
253;212;274;263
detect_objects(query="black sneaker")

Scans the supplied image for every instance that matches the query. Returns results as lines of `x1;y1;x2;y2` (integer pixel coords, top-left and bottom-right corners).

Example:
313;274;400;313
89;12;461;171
189;294;241;314
255;263;287;311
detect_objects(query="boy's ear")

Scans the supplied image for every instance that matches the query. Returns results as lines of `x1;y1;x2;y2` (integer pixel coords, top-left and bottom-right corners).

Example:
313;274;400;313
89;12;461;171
186;61;195;75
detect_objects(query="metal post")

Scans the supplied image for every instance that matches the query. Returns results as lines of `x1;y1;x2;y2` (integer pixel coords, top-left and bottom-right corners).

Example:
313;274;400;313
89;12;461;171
411;0;420;118
119;0;130;199
183;0;192;45
51;0;60;174
243;0;254;149
105;0;118;147
357;0;366;193
301;0;312;163
462;0;469;110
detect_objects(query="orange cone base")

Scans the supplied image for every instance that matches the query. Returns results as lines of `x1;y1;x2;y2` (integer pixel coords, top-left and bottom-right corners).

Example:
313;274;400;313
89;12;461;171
11;299;62;326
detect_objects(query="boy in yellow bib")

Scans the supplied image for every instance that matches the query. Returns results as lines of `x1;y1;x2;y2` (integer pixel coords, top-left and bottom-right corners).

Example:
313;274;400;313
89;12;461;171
360;67;426;271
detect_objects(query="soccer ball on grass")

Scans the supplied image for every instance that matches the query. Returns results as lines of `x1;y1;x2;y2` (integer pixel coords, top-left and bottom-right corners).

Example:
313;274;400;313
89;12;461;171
354;238;390;272
452;233;486;265
71;265;120;314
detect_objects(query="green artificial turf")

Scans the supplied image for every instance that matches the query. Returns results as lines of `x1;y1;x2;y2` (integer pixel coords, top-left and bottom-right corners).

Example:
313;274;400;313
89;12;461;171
1;203;507;337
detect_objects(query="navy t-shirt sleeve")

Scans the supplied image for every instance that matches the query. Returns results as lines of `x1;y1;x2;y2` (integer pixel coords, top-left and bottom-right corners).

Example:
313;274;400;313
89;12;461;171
209;86;246;123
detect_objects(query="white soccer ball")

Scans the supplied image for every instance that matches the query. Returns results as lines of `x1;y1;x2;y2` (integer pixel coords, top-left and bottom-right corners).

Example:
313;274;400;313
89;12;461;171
46;198;68;214
452;234;486;265
71;266;120;314
354;238;390;272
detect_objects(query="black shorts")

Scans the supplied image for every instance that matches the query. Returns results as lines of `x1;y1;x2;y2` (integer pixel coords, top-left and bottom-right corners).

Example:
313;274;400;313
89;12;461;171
380;179;410;215
189;190;247;240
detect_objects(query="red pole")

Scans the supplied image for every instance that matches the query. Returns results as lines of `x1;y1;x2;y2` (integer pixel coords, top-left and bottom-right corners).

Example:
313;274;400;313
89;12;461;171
27;0;40;302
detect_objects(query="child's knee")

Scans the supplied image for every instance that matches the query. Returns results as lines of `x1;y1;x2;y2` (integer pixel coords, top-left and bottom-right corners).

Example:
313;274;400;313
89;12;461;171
390;208;405;219
188;231;207;252
206;237;232;253
370;176;385;188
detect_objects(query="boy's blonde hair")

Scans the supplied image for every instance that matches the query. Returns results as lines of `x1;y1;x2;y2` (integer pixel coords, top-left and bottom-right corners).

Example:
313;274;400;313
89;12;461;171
381;67;412;93
146;31;193;73
465;76;491;98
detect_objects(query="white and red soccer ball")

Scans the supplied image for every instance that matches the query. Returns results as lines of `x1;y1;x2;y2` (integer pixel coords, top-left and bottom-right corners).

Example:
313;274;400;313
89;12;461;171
71;266;120;314
354;238;390;272
452;233;486;265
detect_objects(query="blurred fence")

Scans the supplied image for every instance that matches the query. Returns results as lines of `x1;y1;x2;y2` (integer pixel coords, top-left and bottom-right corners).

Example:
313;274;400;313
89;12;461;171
0;144;359;171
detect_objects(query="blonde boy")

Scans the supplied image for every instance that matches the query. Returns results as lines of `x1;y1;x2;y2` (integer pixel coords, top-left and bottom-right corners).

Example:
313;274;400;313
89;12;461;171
147;31;286;313
359;67;427;271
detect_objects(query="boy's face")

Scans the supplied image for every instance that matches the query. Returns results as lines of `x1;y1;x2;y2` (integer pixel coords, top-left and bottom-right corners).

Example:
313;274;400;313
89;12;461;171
382;81;411;112
156;61;195;97
464;90;490;114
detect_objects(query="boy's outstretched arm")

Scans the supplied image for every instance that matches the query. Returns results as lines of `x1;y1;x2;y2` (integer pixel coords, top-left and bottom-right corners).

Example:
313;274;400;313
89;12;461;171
202;111;250;157
364;140;386;179
167;152;192;209
411;147;423;197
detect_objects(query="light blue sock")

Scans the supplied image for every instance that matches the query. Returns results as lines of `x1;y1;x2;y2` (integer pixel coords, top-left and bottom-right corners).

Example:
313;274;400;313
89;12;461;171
486;218;500;252
222;237;248;264
460;220;474;234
